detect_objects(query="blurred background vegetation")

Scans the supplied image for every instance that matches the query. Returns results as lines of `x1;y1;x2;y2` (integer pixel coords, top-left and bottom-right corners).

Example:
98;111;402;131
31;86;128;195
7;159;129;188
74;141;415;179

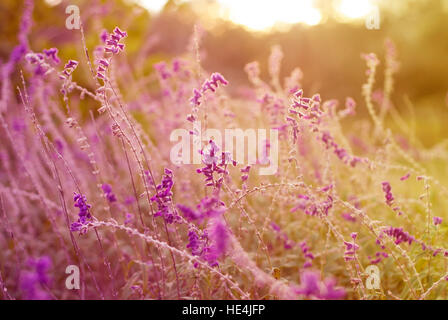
1;0;448;145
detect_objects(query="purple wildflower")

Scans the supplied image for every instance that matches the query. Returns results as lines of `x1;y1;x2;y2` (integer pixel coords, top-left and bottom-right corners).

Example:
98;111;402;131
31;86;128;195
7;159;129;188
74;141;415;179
187;228;203;257
177;204;202;222
12;118;26;133
43;48;60;64
201;72;228;93
104;27;127;55
383;227;415;245
295;271;320;297
154;62;171;80
291;194;333;217
343;239;359;262
9;44;27;66
320;278;346;300
60;59;78;80
271;222;296;250
100;29;108;43
381;182;394;206
270;222;281;232
179;195;228;224
293;271;346;300
196;140;236;189
124;213;134;225
70;193;92;233
197;196;226;219
205;218;230;266
339;97;356;117
433;216;443;226
20;256;52;300
240;165;251;182
186;228;214;267
25;52;52;76
151;168;180;224
102;183;117;203
300;241;315;268
341;212;356;222
190;88;202;106
400;173;410;181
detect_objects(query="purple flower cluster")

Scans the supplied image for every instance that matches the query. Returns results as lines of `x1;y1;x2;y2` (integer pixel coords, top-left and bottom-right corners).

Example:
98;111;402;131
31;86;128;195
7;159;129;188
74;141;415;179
105;27;127;55
289;90;323;129
300;241;315;268
341;212;357;222
190;88;202;107
186;228;216;267
95;27;126;81
383;226;415;245
433;216;443;226
205;218;230;266
381;181;394;206
186;218;230;268
25;48;60;76
338;97;356;117
178;196;226;223
181;195;229;267
381;182;404;215
186;228;204;257
177;204;202;222
20;256;52;300
96;58;109;81
343;233;359;262
70;193;92;233
151;168;180;224
124;213;134;225
198;196;227;218
321;131;361;167
369;251;389;264
202;72;228;93
25;52;51;76
189;72;228;108
292;271;346;300
240;165;251;182
12;117;26;133
288;89;361;167
60;59;78;80
154;62;171;80
270;222;295;249
196;140;236;189
400;173;410;181
43;48;60;64
291;194;333;217
101;183;116;203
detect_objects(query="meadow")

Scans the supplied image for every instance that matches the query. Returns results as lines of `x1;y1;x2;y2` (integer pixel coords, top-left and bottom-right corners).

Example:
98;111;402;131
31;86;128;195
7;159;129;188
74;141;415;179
1;0;448;300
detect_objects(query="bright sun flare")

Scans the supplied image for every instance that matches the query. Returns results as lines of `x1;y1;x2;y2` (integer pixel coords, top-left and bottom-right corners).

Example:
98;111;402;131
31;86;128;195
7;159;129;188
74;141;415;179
138;0;169;12
138;0;376;31
217;0;322;30
337;0;375;19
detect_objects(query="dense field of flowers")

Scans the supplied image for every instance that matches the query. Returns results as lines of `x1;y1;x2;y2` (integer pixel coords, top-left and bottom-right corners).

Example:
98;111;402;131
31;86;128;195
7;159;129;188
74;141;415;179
1;0;448;300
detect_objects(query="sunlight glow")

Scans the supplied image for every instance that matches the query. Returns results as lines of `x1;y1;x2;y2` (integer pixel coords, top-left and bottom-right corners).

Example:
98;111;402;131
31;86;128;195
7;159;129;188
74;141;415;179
138;0;323;30
44;0;62;6
337;0;374;19
138;0;168;12
218;0;322;30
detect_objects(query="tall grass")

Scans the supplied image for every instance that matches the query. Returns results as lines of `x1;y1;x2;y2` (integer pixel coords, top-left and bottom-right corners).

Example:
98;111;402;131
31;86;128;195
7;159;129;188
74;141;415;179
1;0;448;300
